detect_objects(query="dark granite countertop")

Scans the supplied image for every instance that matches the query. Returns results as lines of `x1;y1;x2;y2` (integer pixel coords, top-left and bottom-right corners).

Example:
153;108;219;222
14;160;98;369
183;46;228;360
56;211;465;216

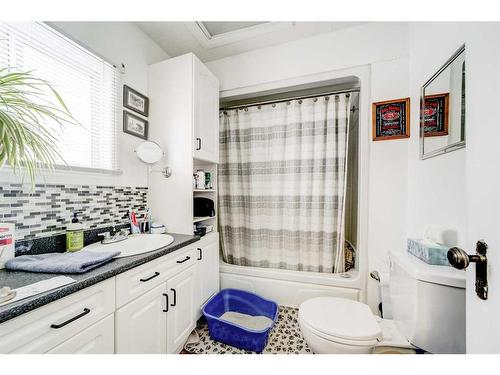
0;233;199;324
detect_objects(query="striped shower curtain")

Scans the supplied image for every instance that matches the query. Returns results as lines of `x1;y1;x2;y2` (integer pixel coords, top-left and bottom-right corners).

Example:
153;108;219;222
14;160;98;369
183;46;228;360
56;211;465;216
219;93;352;273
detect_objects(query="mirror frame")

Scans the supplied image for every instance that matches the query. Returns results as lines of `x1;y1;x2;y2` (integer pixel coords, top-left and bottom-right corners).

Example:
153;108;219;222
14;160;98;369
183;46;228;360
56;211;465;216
420;44;466;160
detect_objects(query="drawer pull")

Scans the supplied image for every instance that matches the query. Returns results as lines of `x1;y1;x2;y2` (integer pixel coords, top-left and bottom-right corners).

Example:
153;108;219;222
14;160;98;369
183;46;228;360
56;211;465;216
170;288;177;307
163;293;169;312
197;248;203;261
50;308;90;329
176;256;190;264
140;272;160;282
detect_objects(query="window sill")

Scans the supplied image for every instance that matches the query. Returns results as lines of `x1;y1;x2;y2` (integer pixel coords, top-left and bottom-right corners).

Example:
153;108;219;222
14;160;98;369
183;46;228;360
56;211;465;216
0;164;123;178
52;164;123;176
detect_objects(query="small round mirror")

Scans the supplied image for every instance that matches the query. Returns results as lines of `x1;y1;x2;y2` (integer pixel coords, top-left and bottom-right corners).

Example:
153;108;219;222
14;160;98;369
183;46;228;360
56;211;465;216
135;141;164;164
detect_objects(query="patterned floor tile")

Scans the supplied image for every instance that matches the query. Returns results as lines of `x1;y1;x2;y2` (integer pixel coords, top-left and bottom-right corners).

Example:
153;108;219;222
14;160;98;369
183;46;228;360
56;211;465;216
184;306;312;354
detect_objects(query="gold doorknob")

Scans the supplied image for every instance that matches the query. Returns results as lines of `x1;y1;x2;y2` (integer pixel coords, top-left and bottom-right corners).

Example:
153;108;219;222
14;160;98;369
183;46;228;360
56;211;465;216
447;247;470;269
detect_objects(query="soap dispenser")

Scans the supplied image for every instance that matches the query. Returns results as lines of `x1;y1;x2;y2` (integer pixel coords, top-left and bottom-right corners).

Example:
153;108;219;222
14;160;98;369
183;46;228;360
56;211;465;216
66;213;84;252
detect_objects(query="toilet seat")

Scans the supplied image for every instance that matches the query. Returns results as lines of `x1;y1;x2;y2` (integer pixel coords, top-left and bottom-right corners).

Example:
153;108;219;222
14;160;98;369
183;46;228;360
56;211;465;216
299;317;379;347
298;297;383;346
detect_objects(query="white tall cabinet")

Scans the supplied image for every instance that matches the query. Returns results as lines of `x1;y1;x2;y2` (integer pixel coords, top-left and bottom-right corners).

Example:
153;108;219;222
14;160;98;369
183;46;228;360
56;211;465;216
147;53;220;350
148;53;220;235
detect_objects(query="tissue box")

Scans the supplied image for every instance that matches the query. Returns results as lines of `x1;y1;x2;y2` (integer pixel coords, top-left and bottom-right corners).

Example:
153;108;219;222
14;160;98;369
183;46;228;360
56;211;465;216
407;238;450;266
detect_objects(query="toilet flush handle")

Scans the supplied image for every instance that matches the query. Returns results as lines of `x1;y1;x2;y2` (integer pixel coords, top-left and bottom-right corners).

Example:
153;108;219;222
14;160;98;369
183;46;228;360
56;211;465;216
370;270;380;282
447;240;488;300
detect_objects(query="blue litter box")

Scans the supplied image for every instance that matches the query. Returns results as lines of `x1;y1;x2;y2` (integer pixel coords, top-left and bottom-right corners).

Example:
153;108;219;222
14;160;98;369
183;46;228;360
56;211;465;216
202;289;279;353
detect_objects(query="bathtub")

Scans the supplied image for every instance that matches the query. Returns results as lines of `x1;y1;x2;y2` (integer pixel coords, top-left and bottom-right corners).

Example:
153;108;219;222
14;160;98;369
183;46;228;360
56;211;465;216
220;260;364;307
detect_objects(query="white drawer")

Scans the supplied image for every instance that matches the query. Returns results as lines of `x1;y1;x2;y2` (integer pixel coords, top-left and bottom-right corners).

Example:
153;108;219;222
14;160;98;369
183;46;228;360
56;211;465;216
0;278;115;354
47;314;114;354
115;245;198;308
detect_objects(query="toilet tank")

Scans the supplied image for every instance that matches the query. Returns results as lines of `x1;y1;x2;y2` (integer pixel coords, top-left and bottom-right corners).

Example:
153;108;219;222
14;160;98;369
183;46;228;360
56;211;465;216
388;250;465;354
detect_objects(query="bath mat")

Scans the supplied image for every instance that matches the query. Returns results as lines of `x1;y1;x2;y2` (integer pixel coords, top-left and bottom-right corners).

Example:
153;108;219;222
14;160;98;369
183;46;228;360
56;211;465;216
184;305;312;354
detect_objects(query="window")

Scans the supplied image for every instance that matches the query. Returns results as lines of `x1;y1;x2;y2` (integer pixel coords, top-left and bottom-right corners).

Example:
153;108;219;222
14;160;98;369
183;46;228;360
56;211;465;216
0;22;120;172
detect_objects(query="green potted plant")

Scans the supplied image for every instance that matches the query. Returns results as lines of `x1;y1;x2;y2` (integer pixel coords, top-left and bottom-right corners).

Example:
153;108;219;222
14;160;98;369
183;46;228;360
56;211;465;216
0;68;76;186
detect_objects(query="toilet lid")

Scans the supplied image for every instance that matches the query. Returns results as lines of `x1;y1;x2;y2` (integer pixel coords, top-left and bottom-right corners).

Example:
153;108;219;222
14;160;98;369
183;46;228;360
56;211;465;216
299;297;382;342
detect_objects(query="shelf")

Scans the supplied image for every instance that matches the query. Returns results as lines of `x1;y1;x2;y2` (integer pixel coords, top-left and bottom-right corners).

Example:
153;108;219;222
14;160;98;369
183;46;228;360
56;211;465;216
193;216;216;223
193;189;216;192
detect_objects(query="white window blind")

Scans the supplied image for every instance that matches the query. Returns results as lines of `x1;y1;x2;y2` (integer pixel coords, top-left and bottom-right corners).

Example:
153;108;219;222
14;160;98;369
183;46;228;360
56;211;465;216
0;22;120;172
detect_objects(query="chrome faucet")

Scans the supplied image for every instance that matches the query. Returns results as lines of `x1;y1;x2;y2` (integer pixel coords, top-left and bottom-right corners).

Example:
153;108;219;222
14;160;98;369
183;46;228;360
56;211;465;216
98;228;129;244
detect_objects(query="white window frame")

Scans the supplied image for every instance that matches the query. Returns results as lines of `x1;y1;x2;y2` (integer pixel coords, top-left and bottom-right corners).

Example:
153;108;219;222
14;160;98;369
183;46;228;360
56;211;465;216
0;21;122;175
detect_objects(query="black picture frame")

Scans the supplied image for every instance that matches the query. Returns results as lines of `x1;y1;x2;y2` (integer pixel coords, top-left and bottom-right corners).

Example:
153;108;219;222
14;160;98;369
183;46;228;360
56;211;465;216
123;85;149;117
123;110;148;140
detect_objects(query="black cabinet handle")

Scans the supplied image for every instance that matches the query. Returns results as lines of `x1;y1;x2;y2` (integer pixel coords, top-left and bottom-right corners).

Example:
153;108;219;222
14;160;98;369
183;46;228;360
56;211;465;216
196;137;202;150
170;288;177;307
50;308;90;329
176;256;190;264
163;293;169;312
140;271;160;282
197;248;202;261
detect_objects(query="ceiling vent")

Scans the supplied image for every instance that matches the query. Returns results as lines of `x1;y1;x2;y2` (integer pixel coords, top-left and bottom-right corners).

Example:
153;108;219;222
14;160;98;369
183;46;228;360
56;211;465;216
190;21;290;48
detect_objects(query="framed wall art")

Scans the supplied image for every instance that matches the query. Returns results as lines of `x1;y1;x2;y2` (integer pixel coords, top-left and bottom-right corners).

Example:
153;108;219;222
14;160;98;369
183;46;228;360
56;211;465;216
372;98;410;141
123;110;148;140
123;85;149;117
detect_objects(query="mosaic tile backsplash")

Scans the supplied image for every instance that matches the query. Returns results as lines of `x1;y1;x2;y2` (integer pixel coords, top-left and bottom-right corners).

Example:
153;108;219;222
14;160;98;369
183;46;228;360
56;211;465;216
0;183;148;240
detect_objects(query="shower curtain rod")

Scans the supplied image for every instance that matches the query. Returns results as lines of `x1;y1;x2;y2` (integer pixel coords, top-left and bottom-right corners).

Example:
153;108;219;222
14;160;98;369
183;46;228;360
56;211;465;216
220;88;360;110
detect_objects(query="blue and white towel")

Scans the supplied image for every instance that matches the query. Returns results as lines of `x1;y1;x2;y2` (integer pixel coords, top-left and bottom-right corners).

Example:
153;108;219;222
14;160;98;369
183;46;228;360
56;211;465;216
4;251;120;274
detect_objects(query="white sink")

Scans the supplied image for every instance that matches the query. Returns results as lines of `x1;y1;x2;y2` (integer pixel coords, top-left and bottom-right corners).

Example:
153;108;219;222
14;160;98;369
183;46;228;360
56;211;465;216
82;233;175;258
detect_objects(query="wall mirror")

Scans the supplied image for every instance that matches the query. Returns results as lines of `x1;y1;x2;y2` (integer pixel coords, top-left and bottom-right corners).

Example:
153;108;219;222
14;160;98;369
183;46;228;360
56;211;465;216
135;141;164;164
420;44;466;159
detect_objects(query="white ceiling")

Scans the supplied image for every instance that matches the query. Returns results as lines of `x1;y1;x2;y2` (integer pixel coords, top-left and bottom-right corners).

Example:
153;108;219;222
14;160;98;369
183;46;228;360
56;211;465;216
135;21;366;62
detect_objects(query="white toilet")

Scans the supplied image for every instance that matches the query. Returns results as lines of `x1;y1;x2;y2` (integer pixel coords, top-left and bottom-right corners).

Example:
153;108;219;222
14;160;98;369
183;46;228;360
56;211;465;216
298;250;466;354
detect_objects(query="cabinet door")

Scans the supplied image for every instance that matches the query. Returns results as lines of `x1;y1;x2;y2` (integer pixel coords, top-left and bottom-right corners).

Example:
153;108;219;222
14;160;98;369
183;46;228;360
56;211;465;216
196;236;220;309
47;315;114;354
0;278;115;354
193;57;219;163
166;265;196;353
115;283;168;354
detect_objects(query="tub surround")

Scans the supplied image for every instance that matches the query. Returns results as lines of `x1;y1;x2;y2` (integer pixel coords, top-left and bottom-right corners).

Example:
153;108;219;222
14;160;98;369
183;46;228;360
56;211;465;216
0;233;199;324
220;261;361;307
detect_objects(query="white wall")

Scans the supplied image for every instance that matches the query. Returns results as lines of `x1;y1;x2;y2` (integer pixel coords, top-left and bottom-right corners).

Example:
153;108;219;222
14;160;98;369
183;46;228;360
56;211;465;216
207;22;411;313
406;24;467;249
209;22;409;93
367;58;409;312
0;22;169;187
408;22;500;353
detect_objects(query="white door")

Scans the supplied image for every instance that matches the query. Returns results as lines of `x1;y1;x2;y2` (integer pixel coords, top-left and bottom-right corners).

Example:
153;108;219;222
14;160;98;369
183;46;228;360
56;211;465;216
166;265;197;353
115;283;168;354
193;57;220;163
464;26;500;353
196;237;220;308
47;315;114;354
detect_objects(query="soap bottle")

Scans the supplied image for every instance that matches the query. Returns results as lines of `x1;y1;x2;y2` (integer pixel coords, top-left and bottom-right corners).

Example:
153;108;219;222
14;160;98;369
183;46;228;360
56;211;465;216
66;213;84;252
